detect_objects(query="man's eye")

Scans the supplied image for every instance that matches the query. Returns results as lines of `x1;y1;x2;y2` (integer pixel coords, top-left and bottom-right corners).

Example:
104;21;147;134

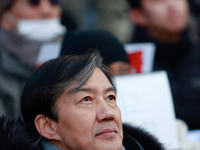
106;95;116;101
82;96;92;101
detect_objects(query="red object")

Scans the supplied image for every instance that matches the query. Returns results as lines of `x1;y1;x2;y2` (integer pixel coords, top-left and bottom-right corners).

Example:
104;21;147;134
127;51;143;73
35;62;45;69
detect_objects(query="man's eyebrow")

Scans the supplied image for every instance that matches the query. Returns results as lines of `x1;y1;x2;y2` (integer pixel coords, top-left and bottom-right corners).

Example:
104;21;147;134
105;87;116;94
66;86;116;94
66;87;93;94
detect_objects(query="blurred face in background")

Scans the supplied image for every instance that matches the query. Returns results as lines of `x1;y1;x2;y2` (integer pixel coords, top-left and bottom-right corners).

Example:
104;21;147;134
139;0;189;36
108;61;130;76
1;0;61;31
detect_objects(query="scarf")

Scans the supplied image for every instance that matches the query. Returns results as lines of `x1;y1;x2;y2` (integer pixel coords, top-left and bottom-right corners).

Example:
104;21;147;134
0;27;41;69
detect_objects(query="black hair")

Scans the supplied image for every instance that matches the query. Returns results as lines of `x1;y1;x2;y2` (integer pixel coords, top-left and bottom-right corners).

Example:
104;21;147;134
20;50;115;138
127;0;141;8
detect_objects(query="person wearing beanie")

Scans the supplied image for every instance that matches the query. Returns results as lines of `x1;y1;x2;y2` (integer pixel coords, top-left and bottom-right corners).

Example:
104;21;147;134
0;0;66;116
60;29;130;75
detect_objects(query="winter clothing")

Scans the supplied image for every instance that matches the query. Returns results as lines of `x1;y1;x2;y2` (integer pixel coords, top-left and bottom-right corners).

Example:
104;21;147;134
123;124;164;150
41;139;129;150
176;119;200;149
41;140;61;150
0;116;43;150
131;26;200;130
0;27;40;116
60;29;129;66
0;19;64;116
0;27;41;69
0;116;164;150
0;48;31;116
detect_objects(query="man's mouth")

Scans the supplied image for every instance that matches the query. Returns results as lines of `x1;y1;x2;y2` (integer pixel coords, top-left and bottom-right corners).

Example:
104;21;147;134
96;128;117;137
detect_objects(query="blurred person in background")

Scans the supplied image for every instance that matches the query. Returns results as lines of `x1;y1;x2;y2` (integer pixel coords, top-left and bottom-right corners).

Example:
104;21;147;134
95;0;133;43
189;0;200;38
62;0;133;43
127;0;200;130
60;29;130;76
0;0;67;116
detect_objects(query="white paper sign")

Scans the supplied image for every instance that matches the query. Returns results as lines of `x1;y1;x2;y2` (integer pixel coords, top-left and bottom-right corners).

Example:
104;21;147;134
36;42;61;66
115;71;180;150
124;42;155;73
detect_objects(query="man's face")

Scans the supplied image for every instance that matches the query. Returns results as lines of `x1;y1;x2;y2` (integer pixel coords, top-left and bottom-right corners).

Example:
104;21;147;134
140;0;189;34
54;68;123;150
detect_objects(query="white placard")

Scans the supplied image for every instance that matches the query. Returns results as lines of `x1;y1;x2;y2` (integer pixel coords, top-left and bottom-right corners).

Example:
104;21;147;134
115;71;180;149
36;42;61;65
187;129;200;142
124;42;156;73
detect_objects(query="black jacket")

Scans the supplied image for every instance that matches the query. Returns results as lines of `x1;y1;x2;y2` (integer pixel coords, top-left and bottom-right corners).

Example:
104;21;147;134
131;26;200;130
123;124;164;150
0;116;43;150
0;116;164;150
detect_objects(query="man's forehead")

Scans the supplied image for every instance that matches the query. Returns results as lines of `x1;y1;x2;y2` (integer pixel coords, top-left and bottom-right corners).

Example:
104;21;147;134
66;81;116;94
60;67;115;96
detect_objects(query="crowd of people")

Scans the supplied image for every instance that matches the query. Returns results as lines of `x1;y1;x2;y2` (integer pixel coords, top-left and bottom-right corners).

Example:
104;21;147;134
0;0;200;149
128;0;200;130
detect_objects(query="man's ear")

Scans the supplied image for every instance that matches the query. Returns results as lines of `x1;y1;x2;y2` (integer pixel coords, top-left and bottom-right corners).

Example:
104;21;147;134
130;8;147;27
35;114;60;140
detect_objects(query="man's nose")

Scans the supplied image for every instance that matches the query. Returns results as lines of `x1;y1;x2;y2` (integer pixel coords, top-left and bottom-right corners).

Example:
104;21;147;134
38;0;55;18
167;0;178;12
96;99;114;122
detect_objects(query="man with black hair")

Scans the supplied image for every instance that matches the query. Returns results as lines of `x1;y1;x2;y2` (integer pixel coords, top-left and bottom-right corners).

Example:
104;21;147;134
127;0;200;130
19;51;164;150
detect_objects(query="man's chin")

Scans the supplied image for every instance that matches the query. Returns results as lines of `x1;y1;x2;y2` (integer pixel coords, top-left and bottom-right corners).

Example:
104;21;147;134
94;135;123;150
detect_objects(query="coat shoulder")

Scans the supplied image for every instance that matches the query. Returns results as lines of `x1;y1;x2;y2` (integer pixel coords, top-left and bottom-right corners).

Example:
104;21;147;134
0;115;43;150
123;123;165;150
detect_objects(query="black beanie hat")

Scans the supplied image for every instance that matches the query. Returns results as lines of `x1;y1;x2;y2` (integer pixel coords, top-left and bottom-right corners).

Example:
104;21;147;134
127;0;141;8
0;0;15;17
60;29;129;66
